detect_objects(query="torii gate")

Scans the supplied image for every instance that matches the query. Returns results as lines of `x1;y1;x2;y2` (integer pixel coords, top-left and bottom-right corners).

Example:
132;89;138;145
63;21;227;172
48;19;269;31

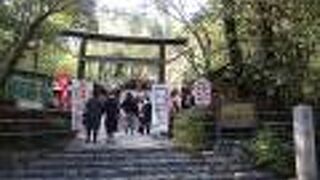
60;30;187;83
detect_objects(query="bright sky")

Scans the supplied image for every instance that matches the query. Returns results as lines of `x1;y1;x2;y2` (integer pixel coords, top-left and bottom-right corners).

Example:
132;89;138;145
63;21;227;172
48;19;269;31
95;0;207;20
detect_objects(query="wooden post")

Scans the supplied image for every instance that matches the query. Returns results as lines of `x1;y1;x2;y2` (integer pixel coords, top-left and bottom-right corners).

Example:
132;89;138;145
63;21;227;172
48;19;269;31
77;39;87;79
159;44;166;83
293;105;318;180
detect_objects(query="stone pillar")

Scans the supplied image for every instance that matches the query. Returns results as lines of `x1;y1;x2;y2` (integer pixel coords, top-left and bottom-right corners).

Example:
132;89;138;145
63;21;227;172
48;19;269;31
293;105;317;180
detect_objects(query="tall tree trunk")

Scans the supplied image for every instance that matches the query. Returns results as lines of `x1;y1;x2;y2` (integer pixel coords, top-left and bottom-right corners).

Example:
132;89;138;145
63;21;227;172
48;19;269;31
255;1;275;69
222;0;243;65
254;1;277;102
221;0;244;95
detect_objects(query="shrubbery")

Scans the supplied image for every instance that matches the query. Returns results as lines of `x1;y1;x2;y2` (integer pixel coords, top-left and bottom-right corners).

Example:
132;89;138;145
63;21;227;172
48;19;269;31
173;107;214;151
0;87;5;99
247;128;295;177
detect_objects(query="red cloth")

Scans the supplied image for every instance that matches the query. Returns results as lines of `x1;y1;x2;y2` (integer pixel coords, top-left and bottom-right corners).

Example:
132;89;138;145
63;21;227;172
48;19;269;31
54;74;70;110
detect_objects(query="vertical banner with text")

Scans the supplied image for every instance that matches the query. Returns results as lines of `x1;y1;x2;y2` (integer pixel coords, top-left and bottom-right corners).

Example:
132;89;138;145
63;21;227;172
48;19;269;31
71;79;93;131
151;84;170;134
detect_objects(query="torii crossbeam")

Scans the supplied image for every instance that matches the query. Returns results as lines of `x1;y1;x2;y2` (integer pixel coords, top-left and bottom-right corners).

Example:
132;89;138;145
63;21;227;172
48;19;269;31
60;30;187;83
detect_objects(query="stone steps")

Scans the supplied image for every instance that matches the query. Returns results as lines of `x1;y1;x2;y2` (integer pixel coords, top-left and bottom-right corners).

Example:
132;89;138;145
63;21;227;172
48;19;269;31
0;144;278;180
1;170;269;180
0;173;235;180
24;161;252;173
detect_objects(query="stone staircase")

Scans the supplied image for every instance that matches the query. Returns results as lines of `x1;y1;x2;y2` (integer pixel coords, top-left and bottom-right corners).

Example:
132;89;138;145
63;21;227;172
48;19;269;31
0;132;277;180
0;138;279;180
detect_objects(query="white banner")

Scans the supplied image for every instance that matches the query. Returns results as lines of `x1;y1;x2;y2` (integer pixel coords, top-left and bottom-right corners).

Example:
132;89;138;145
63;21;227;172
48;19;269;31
193;78;212;106
151;84;170;134
71;79;93;131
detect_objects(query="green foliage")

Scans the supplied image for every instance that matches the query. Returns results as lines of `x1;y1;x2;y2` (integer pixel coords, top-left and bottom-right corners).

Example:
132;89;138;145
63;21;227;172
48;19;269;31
161;0;320;104
49;117;70;130
0;0;92;86
0;87;5;99
173;107;214;151
206;0;320;103
247;128;295;177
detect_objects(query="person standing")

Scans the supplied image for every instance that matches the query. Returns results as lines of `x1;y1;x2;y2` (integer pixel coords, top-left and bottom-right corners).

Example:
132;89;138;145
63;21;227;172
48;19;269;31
121;92;139;135
141;97;152;135
104;90;120;141
168;89;181;139
82;86;104;143
181;86;195;109
137;97;145;135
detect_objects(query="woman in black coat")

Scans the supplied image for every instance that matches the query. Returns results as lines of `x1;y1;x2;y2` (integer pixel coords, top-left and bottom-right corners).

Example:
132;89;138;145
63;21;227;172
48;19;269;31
141;97;152;135
121;92;139;135
83;88;104;143
104;90;120;139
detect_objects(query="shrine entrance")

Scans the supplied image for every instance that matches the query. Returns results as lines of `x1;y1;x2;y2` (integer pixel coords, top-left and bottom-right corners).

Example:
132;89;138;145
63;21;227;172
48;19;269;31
60;30;187;141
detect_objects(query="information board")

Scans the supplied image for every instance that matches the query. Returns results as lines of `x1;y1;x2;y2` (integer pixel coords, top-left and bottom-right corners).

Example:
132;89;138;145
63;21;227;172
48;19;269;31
151;84;170;134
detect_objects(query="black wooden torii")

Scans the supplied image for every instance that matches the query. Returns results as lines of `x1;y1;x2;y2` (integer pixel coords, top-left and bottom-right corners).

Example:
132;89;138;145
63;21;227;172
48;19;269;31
60;30;187;83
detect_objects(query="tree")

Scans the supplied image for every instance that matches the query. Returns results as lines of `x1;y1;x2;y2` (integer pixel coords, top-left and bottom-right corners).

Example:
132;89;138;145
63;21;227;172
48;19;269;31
0;0;85;88
240;0;320;104
215;0;320;103
153;0;219;76
154;0;320;104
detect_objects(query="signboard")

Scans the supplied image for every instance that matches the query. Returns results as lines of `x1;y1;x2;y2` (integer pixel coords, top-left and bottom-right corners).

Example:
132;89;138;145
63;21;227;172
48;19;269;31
219;103;256;128
192;78;212;106
71;79;93;131
151;84;170;134
8;76;45;103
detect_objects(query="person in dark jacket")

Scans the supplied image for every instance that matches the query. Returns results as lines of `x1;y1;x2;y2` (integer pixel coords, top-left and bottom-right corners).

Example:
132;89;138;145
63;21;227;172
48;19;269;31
121;92;139;135
168;89;180;139
140;97;152;135
83;87;104;143
181;87;195;109
137;97;144;135
104;90;120;140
